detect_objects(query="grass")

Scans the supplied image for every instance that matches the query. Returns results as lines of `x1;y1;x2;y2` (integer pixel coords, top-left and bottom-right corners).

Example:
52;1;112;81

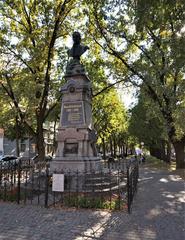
145;155;170;169
0;188;18;202
53;193;127;211
144;155;185;180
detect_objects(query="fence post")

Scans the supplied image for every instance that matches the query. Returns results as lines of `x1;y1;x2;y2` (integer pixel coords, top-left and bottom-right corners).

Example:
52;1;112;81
17;159;21;204
127;164;131;214
68;170;71;206
0;162;2;187
76;170;79;208
109;168;112;210
117;168;121;210
136;158;139;184
44;164;49;208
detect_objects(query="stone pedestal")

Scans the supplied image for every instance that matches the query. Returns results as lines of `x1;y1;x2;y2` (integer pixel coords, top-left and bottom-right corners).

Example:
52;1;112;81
50;72;101;173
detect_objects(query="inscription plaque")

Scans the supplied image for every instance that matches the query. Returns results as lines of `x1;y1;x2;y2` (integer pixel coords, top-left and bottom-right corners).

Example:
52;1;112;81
61;101;85;126
52;174;64;192
64;143;78;155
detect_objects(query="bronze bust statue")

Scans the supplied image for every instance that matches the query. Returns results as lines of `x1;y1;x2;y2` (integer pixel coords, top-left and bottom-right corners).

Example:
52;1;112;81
66;32;89;76
67;32;89;60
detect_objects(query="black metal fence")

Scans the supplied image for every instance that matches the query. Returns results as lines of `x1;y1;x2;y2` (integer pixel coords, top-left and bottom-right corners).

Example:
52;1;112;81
0;157;139;213
127;158;139;213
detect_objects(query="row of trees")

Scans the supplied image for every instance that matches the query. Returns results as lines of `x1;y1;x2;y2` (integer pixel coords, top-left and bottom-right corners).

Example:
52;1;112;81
85;0;185;168
0;0;184;168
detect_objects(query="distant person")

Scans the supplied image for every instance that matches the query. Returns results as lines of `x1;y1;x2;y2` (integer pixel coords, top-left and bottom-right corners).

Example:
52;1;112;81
135;148;142;163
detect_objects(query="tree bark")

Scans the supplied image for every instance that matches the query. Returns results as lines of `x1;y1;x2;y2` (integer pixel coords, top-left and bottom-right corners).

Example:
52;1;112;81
15;137;20;157
125;144;128;157
160;140;166;161
36;118;45;162
15;116;20;157
165;141;171;163
102;137;106;160
113;135;116;158
173;139;185;169
110;138;113;157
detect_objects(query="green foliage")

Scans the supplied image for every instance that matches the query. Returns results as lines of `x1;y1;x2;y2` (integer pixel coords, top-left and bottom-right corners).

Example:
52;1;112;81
93;86;128;143
0;0;78;152
85;0;185;167
0;0;184;167
145;155;172;169
0;0;130;158
0;187;24;202
128;90;167;149
63;194;127;210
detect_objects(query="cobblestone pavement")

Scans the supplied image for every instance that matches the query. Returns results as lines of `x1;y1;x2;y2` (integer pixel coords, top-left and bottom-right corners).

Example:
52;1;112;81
0;166;184;240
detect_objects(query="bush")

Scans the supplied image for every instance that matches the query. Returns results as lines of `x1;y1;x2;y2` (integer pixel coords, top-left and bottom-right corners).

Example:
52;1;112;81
62;194;127;210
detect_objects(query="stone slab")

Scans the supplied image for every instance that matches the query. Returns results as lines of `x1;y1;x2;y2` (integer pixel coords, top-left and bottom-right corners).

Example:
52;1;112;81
50;157;101;173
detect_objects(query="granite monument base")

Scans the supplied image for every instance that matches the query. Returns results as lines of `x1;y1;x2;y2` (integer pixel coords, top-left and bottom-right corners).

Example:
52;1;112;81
50;156;101;173
50;156;101;191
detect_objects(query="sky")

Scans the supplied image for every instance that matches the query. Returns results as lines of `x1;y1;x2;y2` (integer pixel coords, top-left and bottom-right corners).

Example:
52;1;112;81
117;86;137;109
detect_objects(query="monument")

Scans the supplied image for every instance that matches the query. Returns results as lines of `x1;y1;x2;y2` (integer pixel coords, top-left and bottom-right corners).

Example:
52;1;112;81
51;32;101;173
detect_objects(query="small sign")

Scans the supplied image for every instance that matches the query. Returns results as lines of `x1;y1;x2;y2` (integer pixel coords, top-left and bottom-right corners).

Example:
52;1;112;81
52;174;64;192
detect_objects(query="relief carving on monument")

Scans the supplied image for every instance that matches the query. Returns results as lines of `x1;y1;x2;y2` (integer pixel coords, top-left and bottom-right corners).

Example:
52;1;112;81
64;143;78;155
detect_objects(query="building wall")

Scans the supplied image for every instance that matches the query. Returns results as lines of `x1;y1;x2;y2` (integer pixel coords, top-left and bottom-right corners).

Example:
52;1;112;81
0;138;3;156
3;138;17;156
1;122;56;157
3;138;36;157
0;129;4;156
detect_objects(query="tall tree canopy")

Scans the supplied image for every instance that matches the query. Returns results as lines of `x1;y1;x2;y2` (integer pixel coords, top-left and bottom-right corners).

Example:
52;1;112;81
0;0;184;169
128;87;169;160
84;0;185;168
0;0;78;159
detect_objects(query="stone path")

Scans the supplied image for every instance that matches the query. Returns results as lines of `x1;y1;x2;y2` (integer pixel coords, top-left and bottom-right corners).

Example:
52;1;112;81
0;166;184;240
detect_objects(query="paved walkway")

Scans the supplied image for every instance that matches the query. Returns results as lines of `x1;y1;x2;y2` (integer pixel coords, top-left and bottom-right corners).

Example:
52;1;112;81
0;166;184;240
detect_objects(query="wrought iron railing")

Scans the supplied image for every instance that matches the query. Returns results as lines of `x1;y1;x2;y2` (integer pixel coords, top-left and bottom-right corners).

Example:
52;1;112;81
0;157;139;213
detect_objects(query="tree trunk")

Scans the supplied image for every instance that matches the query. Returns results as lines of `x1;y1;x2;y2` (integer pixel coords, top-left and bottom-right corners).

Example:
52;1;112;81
125;144;128;157
36;119;45;162
113;135;116;158
165;141;171;163
15;116;20;157
173;139;185;169
160;140;166;161
110;138;113;157
102;137;106;160
15;137;20;157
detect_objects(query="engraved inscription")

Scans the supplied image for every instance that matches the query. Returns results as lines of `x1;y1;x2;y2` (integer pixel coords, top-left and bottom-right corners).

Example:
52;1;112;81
61;102;85;126
64;143;78;155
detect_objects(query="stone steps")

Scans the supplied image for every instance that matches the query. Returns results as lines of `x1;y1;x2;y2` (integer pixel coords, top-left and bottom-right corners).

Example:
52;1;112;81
82;171;126;192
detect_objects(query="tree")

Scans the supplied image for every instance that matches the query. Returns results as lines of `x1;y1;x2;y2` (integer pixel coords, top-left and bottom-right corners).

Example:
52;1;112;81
0;0;77;160
82;49;128;158
128;89;170;161
84;0;185;168
0;0;128;161
93;87;128;158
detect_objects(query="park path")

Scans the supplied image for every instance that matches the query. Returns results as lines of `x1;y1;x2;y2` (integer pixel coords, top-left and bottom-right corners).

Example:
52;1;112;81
0;165;184;240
